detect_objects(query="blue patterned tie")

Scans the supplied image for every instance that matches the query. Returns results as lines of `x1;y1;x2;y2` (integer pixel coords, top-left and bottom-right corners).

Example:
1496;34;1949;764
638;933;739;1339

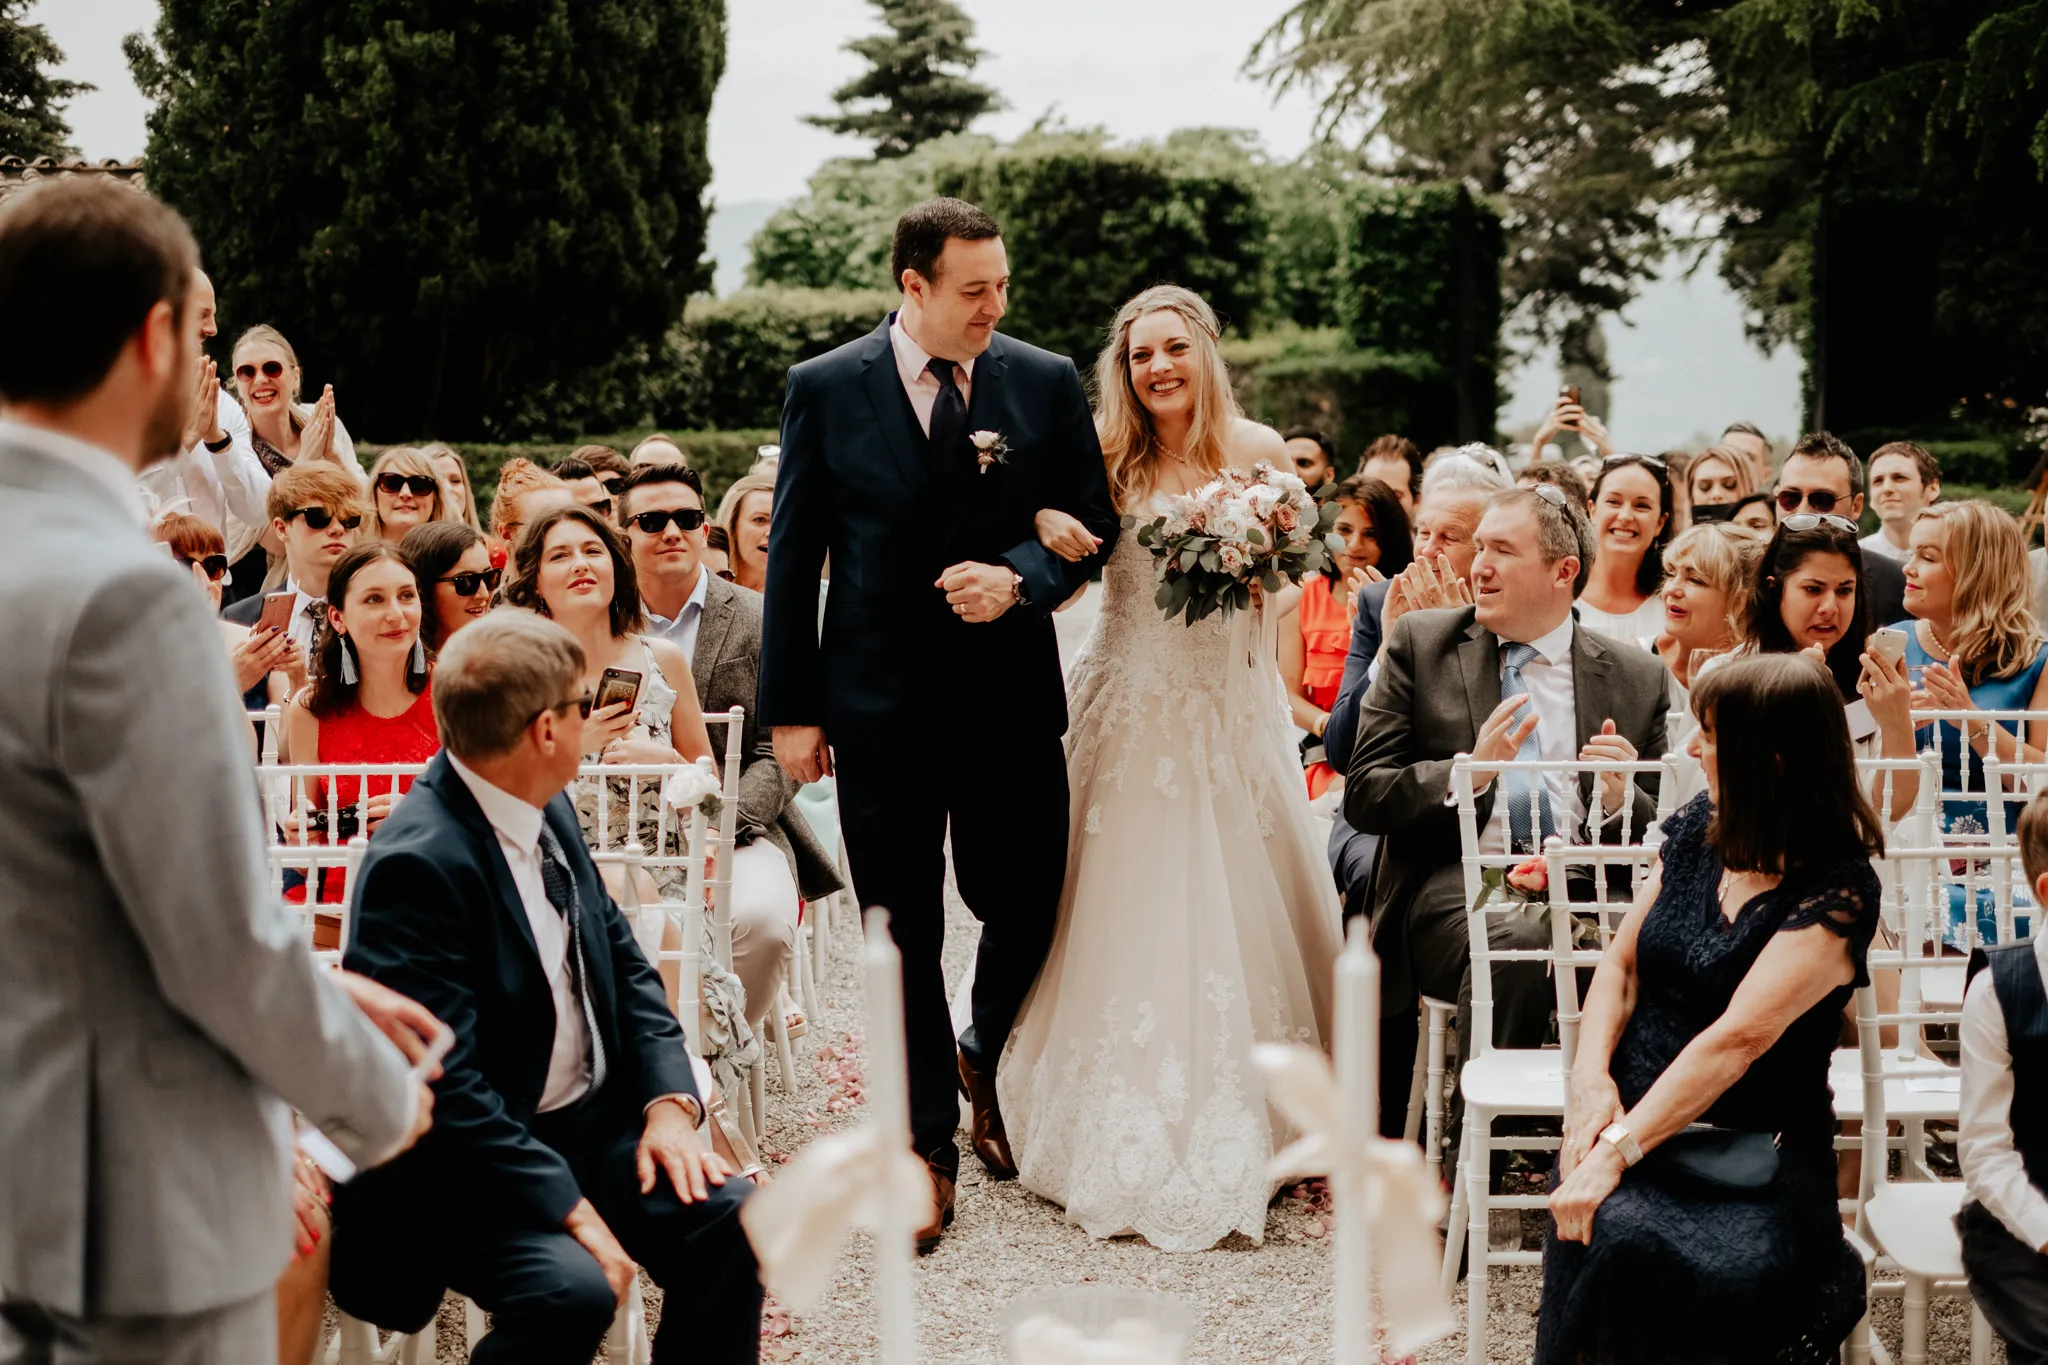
537;823;608;1094
1499;642;1557;853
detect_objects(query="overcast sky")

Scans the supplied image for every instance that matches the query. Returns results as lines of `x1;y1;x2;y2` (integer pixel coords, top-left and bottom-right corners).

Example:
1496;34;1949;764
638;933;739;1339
35;0;1800;450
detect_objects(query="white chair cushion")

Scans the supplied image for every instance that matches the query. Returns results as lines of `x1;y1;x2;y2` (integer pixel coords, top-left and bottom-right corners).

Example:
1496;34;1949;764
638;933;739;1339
1458;1048;1565;1115
1865;1181;1968;1280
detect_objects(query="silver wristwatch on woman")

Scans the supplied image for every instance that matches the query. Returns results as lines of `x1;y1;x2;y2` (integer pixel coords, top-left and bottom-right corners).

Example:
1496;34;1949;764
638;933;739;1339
1598;1122;1642;1166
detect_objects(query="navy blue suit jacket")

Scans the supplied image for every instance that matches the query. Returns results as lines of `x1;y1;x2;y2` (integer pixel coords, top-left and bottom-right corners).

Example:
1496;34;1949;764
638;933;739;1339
1323;580;1389;909
331;754;697;1327
757;317;1119;748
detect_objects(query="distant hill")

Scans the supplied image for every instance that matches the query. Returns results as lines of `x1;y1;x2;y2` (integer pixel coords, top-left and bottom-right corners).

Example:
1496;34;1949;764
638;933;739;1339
706;198;781;298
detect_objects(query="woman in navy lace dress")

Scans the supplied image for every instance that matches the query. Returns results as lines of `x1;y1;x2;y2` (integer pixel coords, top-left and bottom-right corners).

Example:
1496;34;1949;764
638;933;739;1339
1538;652;1886;1364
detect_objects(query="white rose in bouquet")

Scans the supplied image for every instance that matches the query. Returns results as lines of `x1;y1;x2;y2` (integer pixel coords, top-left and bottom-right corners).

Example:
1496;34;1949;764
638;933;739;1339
1208;497;1253;542
1270;469;1307;495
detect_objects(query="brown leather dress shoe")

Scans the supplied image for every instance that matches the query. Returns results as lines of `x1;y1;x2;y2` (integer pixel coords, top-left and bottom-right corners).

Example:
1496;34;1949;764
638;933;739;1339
957;1050;1018;1180
915;1158;956;1254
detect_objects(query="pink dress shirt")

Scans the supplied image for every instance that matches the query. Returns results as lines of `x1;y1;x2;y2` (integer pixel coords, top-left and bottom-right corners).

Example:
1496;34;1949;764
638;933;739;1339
889;313;975;438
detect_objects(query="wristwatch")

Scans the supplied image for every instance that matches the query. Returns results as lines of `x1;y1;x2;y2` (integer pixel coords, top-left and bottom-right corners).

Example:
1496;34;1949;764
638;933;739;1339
1598;1122;1642;1167
1007;568;1030;609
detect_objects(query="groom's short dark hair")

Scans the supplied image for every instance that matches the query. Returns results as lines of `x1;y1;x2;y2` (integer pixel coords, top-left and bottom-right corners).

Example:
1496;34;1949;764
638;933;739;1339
892;198;1001;287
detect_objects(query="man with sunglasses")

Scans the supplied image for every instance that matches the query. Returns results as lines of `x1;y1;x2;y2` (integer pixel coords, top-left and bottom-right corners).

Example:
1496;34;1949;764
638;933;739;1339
1773;430;1906;627
549;455;615;522
221;464;364;677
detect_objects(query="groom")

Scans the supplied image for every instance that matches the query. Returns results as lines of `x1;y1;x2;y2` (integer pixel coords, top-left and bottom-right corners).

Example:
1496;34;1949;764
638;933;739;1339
760;197;1119;1246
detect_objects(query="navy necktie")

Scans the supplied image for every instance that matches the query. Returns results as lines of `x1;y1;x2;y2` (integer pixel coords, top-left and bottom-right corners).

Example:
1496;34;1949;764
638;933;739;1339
536;823;608;1094
925;355;967;474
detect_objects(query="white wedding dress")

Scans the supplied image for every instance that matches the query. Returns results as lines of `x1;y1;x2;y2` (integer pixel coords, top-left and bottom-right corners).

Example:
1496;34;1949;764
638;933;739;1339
997;494;1344;1251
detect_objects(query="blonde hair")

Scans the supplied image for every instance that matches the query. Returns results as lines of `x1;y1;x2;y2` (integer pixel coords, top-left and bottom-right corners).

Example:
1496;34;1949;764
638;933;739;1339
717;473;776;583
1688;445;1758;503
1092;285;1240;511
364;446;452;542
229;324;314;431
1661;522;1764;642
418;441;484;533
1916;501;2044;685
489;458;569;543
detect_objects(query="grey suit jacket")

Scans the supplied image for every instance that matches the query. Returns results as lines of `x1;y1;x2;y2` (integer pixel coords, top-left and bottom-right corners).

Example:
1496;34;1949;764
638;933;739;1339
0;434;416;1319
692;574;844;901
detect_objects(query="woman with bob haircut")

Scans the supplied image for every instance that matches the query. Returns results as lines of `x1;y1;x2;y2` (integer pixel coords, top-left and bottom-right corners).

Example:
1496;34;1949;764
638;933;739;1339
399;520;495;650
1540;652;1885;1363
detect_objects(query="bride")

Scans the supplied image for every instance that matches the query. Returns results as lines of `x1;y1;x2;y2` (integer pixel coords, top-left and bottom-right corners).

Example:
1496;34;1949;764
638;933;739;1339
997;284;1344;1251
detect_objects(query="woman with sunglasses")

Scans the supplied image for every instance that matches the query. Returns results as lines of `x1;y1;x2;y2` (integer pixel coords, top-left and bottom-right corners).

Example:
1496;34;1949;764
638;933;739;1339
399;521;497;649
229;325;362;477
364;446;454;543
154;511;296;709
715;473;775;594
1577;454;1675;641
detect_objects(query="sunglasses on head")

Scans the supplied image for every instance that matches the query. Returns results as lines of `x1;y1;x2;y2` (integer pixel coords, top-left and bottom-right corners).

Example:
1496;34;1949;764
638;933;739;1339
627;508;706;535
234;359;286;383
285;506;361;531
1775;488;1841;514
178;553;231;581
1602;453;1667;469
376;473;439;497
438;567;502;596
1529;482;1569;507
1781;512;1859;536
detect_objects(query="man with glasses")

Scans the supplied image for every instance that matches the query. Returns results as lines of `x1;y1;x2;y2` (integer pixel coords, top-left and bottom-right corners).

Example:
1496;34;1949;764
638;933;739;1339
221;463;363;672
1773;430;1906;626
569;444;632;501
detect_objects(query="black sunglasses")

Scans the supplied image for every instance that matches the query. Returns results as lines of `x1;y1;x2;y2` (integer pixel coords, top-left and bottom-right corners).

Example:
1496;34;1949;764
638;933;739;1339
1775;488;1841;514
1781;512;1859;536
286;506;362;531
530;690;595;725
234;359;286;383
438;567;502;596
588;497;614;519
177;552;231;581
599;476;626;495
376;473;440;497
627;508;706;535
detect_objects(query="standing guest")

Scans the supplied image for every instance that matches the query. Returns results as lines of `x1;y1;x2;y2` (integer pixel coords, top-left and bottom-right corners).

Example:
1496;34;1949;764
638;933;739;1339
1282;425;1339;489
1959;791;2048;1363
1349;485;1669;1132
364;446;453;544
417;442;484;535
630;431;686;466
281;543;439;899
718;472;775;595
1529;389;1616;462
1685;444;1757;518
231;324;360;475
400;520;495;650
1864;440;1943;563
704;524;734;581
1775;430;1907;626
330;611;761;1365
1661;449;1695;535
489;457;573;552
550;456;615;520
222;464;365;715
1729;489;1778;538
155;511;294;706
572;444;632;500
138;269;273;604
1517;459;1591;508
1277;474;1411;796
1359;432;1423;518
0;172;432;1365
1577;454;1674;640
620;462;844;1034
1720;419;1775;487
1542;653;1882;1364
1649;523;1764;802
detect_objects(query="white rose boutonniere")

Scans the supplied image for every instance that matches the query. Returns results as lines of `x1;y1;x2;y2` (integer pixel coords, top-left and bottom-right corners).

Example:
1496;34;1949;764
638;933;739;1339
969;429;1009;475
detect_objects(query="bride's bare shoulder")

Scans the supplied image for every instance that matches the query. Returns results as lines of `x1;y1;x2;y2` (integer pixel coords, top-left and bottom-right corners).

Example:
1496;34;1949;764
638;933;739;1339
1222;418;1288;473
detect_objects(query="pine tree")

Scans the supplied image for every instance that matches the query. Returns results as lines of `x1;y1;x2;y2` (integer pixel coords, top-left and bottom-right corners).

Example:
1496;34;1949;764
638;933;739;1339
0;0;89;160
806;0;1002;158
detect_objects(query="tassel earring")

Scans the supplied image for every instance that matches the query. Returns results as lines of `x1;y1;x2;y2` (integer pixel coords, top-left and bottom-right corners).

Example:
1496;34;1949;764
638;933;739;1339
339;637;359;685
410;635;427;676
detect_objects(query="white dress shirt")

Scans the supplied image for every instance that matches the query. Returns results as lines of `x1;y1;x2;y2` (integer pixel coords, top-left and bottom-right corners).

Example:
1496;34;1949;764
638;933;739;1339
0;417;146;524
643;567;710;663
136;390;270;555
448;756;592;1113
1960;936;2048;1251
889;312;975;437
1475;615;1589;851
1860;529;1910;564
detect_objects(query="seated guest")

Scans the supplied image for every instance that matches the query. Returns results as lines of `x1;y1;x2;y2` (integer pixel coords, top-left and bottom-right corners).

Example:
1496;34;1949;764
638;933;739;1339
630;431;686;466
1960;790;2048;1363
1543;652;1882;1363
1348;485;1669;1130
550;456;615;521
419;441;485;535
231;323;361;475
1729;489;1777;538
1516;459;1590;508
717;472;775;594
1577;454;1673;640
621;462;845;1033
571;444;632;501
1277;474;1411;797
365;445;454;544
1685;444;1757;520
1359;432;1423;519
222;463;366;709
401;520;496;650
330;611;761;1364
1649;522;1763;802
282;543;438;899
154;511;294;709
1864;440;1942;563
1775;431;1907;626
1719;419;1775;488
1282;425;1339;489
489;456;573;552
704;524;734;581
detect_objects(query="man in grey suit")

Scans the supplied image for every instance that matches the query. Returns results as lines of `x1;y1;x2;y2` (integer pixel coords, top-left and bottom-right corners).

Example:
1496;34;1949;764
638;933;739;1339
0;179;433;1365
1347;484;1669;1134
620;462;842;1034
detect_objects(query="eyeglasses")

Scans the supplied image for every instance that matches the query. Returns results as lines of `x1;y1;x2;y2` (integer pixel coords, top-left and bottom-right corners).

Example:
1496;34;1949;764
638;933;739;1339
588;498;614;519
438;568;502;596
1781;512;1859;536
177;553;231;581
234;359;286;383
1529;482;1568;508
1775;488;1841;514
285;506;362;531
530;690;595;726
376;473;440;497
626;508;706;535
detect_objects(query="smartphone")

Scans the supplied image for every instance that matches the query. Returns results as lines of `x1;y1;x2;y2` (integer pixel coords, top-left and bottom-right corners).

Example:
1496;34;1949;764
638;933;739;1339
594;666;642;713
256;590;296;636
1560;384;1582;407
1869;626;1909;667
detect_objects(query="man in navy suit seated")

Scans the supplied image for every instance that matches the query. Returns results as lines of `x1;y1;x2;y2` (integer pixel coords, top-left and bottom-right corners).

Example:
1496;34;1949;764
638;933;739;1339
330;610;760;1364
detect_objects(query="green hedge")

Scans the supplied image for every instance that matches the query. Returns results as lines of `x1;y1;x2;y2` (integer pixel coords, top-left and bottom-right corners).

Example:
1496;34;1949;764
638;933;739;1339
1941;482;2032;517
1221;326;1443;463
670;287;894;431
366;429;776;521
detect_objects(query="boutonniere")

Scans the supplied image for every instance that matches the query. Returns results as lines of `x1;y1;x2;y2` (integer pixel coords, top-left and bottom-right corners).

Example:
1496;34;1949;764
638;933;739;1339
969;429;1009;475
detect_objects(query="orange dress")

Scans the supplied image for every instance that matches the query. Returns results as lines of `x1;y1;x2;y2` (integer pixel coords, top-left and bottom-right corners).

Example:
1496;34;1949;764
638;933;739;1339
1299;574;1353;798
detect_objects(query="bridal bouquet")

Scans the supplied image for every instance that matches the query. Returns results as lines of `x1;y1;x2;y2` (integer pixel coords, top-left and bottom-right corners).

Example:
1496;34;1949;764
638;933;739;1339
1126;462;1340;624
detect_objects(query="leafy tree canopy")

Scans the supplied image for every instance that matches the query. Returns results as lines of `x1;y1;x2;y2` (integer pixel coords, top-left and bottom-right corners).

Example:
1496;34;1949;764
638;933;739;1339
805;0;1002;158
0;0;89;160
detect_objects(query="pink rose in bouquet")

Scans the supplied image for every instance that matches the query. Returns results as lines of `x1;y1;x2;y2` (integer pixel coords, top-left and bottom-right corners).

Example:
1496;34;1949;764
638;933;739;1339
1124;462;1342;624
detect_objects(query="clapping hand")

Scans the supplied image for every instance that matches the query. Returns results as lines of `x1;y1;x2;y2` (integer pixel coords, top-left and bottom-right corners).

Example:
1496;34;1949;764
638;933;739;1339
1578;718;1638;817
299;386;339;465
1034;508;1101;563
1382;552;1472;633
1472;693;1540;766
1345;564;1385;621
181;356;223;451
1916;660;1974;715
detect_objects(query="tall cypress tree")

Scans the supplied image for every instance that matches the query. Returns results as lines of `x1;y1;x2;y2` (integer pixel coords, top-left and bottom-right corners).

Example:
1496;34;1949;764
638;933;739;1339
0;0;89;160
127;0;725;440
806;0;1001;159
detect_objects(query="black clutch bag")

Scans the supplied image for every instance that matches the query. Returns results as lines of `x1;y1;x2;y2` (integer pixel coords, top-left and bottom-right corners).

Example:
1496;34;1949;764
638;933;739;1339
1639;1124;1781;1194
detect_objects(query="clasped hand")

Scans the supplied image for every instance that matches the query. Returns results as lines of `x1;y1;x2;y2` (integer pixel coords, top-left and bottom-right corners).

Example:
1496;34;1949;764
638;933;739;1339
1551;1070;1625;1243
1381;553;1471;633
937;561;1017;623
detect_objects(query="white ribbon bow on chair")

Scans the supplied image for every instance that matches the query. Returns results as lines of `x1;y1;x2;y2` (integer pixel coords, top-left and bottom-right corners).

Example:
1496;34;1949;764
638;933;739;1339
1252;1042;1455;1354
738;1124;930;1314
